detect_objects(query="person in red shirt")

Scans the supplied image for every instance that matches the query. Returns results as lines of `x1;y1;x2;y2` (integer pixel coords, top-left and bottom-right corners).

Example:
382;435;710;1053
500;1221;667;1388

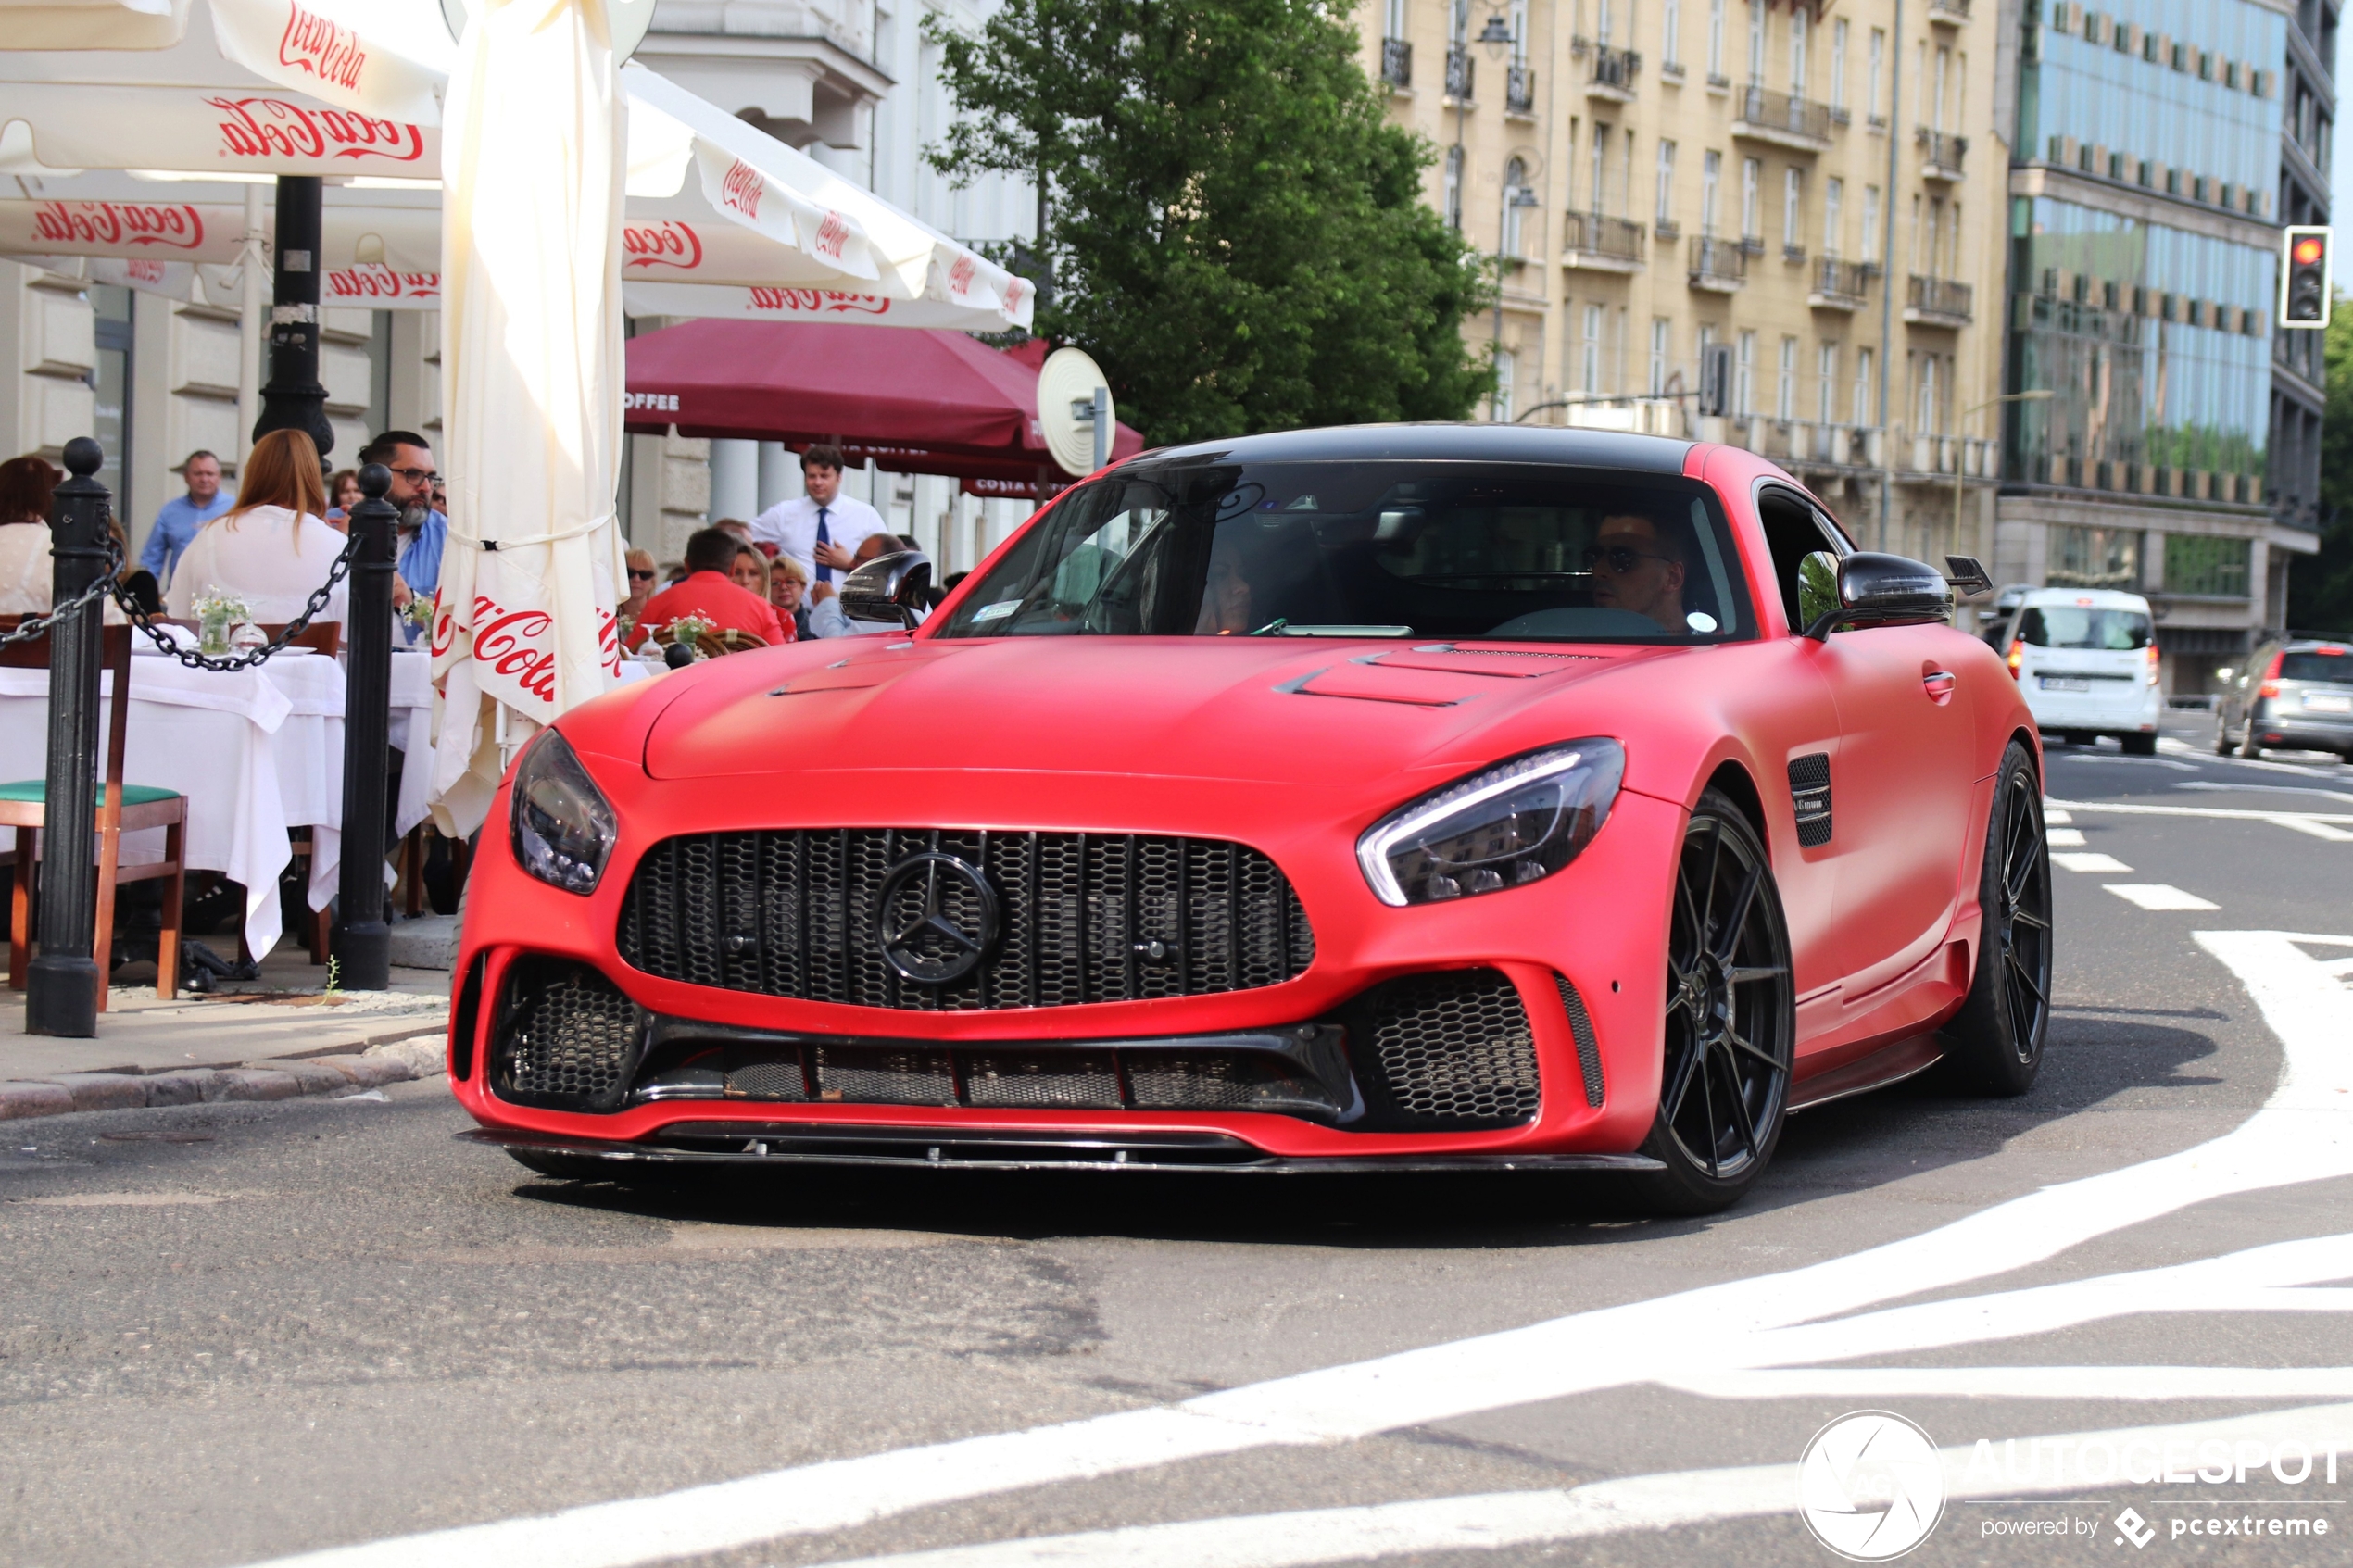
625;526;789;650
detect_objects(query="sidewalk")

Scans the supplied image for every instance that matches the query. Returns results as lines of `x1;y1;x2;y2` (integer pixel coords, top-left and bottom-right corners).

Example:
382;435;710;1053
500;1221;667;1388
1;941;454;1119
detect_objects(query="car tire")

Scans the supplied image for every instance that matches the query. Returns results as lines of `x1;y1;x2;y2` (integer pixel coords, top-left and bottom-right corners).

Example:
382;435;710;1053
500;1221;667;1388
1629;789;1796;1215
2060;730;2095;747
2120;732;2158;756
1936;740;2052;1097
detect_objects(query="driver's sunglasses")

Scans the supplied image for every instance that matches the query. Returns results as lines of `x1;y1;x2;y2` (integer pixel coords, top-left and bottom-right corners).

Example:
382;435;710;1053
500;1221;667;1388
1582;544;1674;573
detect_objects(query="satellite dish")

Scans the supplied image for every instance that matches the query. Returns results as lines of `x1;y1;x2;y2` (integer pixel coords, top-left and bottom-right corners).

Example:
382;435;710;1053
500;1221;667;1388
441;0;657;62
1038;346;1114;478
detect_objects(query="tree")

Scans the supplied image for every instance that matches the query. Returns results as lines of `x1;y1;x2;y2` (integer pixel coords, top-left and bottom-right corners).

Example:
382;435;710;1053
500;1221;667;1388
925;0;1493;445
2289;295;2353;633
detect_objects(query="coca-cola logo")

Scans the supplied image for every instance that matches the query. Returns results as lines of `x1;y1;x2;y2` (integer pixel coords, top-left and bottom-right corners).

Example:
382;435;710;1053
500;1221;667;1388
622;220;703;271
1001;276;1030;314
324;265;438;302
948;253;976;298
470;597;558;704
812;210;850;261
207;96;425;164
123;259;170;284
277;3;367;93
31;200;207;251
720;159;764;220
746;288;891;317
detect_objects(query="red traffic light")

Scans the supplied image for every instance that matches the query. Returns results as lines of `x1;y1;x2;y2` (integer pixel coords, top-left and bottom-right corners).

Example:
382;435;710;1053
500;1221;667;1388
2294;236;2326;266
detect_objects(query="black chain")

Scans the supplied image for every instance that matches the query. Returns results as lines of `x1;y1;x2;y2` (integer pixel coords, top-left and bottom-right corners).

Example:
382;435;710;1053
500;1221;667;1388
115;529;363;672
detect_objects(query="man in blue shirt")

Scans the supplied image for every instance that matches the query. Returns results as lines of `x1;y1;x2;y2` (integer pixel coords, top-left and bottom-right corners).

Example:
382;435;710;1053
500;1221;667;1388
139;449;234;582
359;430;447;642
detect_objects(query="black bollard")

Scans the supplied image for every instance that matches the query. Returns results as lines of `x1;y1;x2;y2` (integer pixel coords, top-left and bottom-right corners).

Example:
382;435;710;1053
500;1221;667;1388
331;463;396;990
26;437;110;1036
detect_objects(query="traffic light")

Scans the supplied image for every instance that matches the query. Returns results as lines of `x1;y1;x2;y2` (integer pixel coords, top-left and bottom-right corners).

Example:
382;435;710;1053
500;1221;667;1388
2280;226;2331;328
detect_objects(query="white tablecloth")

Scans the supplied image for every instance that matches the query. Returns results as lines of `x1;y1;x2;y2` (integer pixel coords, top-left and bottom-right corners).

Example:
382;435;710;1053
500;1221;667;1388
0;649;345;961
388;649;434;840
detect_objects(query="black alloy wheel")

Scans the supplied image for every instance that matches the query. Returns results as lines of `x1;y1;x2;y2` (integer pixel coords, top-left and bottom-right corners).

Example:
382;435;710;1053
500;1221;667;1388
1632;789;1796;1213
1936;739;2052;1095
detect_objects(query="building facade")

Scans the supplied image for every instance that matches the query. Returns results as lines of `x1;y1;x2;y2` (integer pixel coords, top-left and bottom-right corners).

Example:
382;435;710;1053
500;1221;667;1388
1996;0;2321;689
1362;0;2012;561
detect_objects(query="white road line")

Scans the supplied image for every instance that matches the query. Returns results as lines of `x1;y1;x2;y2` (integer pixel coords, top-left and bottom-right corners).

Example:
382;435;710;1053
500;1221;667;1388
2047;827;2088;847
1672;1366;2353;1401
2053;852;2135;873
2054;753;2200;771
2177;781;2353;808
2107;884;2221;911
240;933;2353;1568
2044;808;2074;824
815;1405;2353;1568
2045;798;2353;835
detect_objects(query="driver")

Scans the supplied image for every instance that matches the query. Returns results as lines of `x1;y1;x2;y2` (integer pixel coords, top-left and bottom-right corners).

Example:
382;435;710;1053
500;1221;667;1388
1587;512;1689;633
1196;533;1255;634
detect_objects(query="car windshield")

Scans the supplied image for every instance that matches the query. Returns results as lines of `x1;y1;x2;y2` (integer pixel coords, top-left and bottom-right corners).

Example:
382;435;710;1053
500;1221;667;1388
2016;607;2152;650
932;461;1751;644
2280;650;2353;684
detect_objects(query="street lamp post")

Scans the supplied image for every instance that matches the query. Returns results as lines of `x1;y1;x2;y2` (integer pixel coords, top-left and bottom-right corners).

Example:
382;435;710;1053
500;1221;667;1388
1474;13;1523;419
253;176;335;458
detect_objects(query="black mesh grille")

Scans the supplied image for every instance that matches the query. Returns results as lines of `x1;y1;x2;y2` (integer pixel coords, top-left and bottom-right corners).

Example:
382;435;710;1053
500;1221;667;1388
1349;971;1542;1131
1554;973;1604;1108
492;960;643;1111
1789;753;1833;847
618;831;1314;1010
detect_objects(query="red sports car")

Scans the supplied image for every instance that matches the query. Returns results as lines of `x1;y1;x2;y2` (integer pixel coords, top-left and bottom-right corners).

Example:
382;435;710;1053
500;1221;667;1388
455;427;2050;1210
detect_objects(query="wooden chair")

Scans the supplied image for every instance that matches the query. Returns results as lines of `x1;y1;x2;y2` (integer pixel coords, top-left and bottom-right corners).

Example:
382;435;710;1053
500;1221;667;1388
0;617;187;1007
257;621;342;658
648;622;768;659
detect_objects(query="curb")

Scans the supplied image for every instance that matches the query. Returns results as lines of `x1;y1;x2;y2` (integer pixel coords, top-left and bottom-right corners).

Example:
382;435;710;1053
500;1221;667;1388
0;1035;447;1123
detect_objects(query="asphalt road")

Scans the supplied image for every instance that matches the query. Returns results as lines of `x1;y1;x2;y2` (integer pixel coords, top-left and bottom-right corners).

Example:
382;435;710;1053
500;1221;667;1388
5;713;2352;1568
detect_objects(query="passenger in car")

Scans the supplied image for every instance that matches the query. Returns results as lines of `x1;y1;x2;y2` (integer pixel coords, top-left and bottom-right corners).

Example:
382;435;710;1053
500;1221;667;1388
1587;512;1689;633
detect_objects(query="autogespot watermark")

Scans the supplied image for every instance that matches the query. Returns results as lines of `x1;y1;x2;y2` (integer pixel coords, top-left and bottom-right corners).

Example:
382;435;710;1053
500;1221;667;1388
1796;1413;2344;1559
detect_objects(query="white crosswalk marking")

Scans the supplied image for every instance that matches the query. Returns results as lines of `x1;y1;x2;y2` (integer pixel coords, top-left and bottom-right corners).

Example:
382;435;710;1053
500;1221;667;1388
2052;851;2133;872
2106;884;2221;911
2046;827;2087;847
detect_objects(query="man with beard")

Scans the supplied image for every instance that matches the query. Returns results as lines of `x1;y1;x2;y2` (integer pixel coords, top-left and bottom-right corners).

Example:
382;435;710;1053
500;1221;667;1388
358;430;447;641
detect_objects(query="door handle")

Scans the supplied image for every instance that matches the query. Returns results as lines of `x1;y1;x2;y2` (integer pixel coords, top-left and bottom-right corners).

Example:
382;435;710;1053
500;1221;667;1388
1922;670;1957;705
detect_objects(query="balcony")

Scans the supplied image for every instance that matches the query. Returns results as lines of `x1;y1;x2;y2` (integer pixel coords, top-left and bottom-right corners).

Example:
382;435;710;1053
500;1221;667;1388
1807;257;1871;310
1902;433;1999;478
1506;64;1537;113
1587;45;1641;101
1926;0;1970;23
1653;217;1682;241
1721;418;1884;470
1444;45;1473;101
1688;235;1747;292
1564;211;1647;272
1904;274;1974;326
1731;84;1834;151
1917;126;1967;181
1781;242;1808;264
1380;36;1412;90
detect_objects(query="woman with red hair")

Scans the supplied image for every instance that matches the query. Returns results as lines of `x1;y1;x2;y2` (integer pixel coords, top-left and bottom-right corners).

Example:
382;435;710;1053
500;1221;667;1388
0;453;60;615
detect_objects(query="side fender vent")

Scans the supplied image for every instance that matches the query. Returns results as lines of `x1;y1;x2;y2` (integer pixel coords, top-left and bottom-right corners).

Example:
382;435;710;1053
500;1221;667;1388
1788;753;1833;847
1554;974;1604;1108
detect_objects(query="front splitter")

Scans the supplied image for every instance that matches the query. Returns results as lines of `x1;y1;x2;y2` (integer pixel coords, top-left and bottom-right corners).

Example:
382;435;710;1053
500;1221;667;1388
459;1124;1667;1175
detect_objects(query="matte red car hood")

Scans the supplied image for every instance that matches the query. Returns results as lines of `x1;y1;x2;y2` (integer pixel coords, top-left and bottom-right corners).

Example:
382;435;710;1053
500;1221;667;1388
641;635;1646;790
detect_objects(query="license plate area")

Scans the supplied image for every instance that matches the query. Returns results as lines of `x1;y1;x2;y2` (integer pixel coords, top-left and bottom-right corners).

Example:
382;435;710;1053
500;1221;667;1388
2304;694;2352;713
2040;677;2091;692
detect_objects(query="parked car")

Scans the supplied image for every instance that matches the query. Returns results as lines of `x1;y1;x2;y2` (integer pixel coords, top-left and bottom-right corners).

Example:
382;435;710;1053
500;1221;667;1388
2217;635;2353;759
1995;587;2163;753
457;426;2047;1213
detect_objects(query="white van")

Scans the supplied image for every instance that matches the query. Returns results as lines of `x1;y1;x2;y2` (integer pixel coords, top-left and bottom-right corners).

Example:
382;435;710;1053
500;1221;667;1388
1997;587;2163;754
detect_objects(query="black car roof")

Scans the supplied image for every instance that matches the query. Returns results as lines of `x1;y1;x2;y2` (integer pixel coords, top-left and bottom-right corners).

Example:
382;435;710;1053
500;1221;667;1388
1126;422;1699;475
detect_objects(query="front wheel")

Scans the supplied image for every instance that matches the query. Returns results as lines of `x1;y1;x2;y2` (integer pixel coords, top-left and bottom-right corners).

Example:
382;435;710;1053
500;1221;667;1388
2120;732;2158;756
1629;790;1796;1215
1936;740;2052;1095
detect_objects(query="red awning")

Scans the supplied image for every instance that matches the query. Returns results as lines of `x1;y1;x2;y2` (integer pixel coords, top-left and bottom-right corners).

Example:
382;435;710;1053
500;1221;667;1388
623;319;1142;483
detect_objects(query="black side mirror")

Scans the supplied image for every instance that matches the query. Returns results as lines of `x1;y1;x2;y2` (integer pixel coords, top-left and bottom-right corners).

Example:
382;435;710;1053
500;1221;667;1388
1804;552;1954;639
839;549;934;630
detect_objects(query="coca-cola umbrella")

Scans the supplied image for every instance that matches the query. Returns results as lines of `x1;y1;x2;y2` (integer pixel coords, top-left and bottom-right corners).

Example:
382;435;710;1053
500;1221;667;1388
623;318;1144;484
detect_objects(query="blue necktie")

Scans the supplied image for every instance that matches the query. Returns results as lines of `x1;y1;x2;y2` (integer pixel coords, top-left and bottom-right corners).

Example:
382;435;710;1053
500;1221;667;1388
815;506;833;583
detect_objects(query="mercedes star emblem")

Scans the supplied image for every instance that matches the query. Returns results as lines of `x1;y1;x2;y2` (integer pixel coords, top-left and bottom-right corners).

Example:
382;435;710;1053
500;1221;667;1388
874;852;999;985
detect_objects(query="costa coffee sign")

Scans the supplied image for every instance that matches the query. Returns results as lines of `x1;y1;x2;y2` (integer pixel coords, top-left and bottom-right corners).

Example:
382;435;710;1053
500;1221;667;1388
0;199;241;263
622;220;705;272
275;5;368;94
323;265;440;307
206;95;426;165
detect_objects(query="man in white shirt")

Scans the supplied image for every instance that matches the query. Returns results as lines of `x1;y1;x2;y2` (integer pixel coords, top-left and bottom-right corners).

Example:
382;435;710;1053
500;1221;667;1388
748;444;889;591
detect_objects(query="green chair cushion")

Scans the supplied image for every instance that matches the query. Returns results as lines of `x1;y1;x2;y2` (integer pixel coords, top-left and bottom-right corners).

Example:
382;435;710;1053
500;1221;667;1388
0;780;181;806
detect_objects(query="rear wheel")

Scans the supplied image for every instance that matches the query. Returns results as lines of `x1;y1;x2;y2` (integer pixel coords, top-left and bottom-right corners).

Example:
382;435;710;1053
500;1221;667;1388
1936;740;2051;1095
1629;790;1796;1215
2120;732;2158;756
2060;730;2096;747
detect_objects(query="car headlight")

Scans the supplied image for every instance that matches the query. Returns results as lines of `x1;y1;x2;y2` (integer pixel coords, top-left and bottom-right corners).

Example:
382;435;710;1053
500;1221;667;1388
509;730;618;896
1357;741;1625;907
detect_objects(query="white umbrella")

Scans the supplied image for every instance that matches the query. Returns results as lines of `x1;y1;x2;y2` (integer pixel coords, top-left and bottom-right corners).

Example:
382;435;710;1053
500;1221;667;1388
423;0;628;835
0;0;190;50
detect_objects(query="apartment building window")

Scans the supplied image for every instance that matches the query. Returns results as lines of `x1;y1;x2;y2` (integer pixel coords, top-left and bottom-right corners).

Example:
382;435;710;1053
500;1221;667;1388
1914;351;1939;433
1868;29;1885;122
1386;0;1408;42
1783;167;1804;250
1593;0;1612;45
1741;157;1761;239
1747;0;1767;82
1444;144;1464;229
1831;19;1848;111
1701;150;1722;234
1931;44;1951;129
1582;305;1604;393
1591;127;1611;214
1789;7;1808;94
1651;317;1672;394
1862;183;1881;257
1735;330;1756;414
1854;345;1874;425
1707;0;1726;79
1777;336;1798;420
1662;0;1681;68
1504;157;1530;257
1823;176;1843;256
1818;342;1840;424
1565;119;1579;207
1494;347;1516;422
1655;140;1678;226
1511;0;1529;59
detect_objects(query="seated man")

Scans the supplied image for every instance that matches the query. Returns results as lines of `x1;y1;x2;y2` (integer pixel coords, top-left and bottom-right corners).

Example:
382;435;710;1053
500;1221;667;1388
1585;510;1690;633
808;531;920;638
626;525;786;650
